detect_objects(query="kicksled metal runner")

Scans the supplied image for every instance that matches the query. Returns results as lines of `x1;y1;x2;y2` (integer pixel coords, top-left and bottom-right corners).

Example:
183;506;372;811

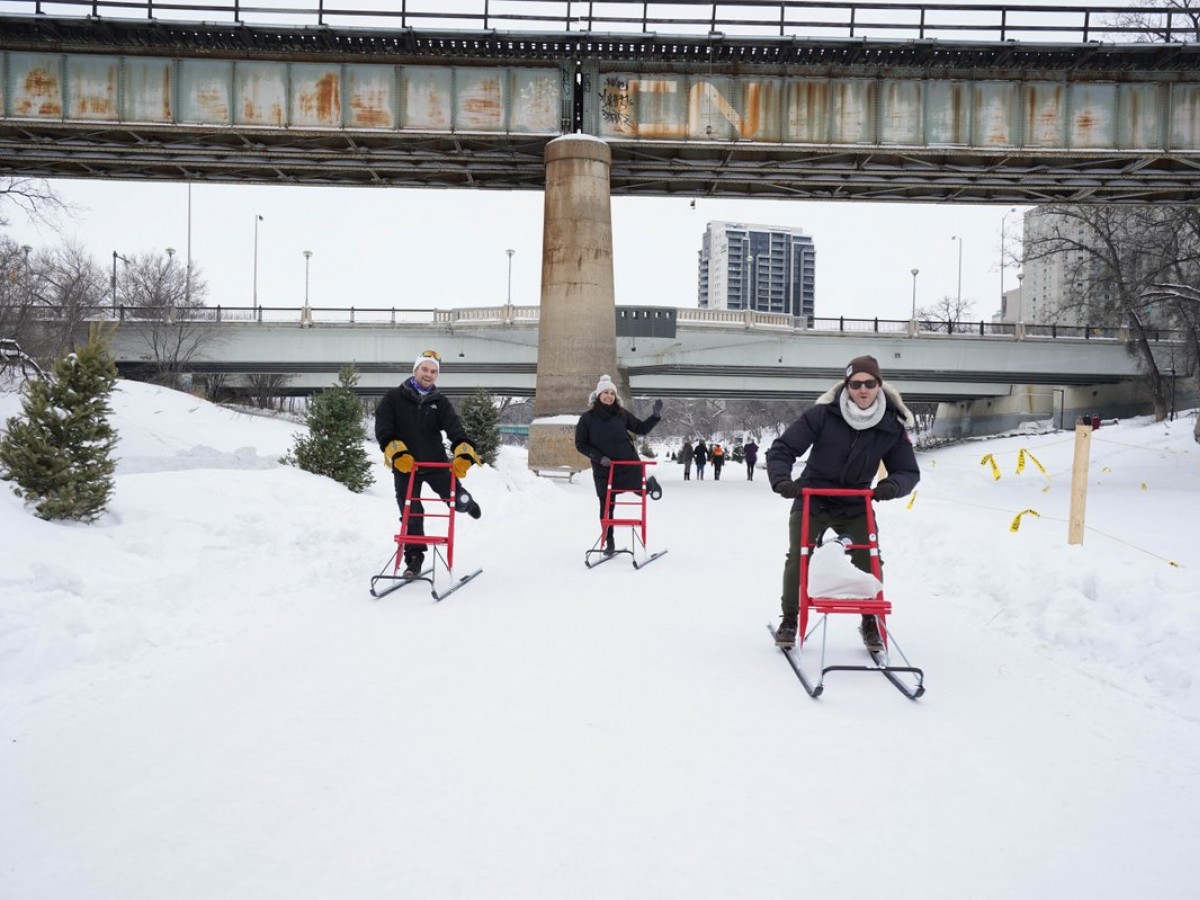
769;488;925;699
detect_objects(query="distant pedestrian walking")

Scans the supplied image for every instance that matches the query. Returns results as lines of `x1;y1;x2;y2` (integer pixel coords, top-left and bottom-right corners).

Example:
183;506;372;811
711;443;725;480
680;440;694;481
743;440;759;481
693;440;709;481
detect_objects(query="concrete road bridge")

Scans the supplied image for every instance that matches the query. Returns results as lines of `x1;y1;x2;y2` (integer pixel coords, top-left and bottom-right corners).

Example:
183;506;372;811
90;304;1188;422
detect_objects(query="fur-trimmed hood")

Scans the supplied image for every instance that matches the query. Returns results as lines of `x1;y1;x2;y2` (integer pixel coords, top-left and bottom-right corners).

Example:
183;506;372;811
815;381;915;430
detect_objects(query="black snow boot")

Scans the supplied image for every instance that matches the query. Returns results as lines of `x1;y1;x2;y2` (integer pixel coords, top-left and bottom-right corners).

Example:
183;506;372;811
604;526;616;556
860;615;884;652
455;490;482;519
403;553;425;579
775;615;798;649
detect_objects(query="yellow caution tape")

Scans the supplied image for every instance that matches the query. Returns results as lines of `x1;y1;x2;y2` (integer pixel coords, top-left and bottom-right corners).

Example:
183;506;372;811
1009;509;1041;532
981;453;1001;481
1016;449;1048;479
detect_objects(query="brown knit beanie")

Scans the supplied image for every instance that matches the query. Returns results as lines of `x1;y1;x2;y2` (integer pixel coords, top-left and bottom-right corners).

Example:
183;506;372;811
844;355;882;384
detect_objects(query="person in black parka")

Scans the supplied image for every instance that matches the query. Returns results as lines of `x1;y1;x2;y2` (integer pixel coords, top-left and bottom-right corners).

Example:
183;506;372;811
743;439;759;481
575;374;662;555
693;439;709;480
766;355;920;650
374;349;483;578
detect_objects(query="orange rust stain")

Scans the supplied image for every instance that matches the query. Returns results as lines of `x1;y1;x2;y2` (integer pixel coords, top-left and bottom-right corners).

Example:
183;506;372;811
196;87;229;122
315;73;340;122
297;74;341;123
16;67;62;117
76;94;116;117
462;80;501;120
350;90;392;128
161;68;173;120
743;82;762;137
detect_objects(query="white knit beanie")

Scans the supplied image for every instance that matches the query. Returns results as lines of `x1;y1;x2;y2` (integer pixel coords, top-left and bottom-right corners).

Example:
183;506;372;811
588;374;618;405
413;351;441;373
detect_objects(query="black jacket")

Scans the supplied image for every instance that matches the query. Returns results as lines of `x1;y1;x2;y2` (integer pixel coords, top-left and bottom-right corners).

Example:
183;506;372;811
766;383;920;517
374;378;472;464
575;402;660;492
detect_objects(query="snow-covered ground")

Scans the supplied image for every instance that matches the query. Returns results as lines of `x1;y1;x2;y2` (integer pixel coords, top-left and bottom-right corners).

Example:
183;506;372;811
2;380;1197;900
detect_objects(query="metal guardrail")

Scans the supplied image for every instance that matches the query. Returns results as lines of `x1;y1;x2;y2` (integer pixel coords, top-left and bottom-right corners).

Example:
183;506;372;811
4;1;1189;43
47;303;1187;342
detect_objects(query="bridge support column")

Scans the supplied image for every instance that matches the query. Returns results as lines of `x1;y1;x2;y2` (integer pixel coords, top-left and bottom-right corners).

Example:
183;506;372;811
529;136;619;473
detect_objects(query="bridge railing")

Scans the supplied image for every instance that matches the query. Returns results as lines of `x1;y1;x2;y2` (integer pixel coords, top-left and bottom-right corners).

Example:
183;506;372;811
4;1;1184;44
51;303;1190;344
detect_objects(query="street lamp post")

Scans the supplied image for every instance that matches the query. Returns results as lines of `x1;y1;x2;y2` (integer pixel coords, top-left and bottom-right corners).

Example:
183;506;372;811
951;235;963;308
186;182;193;305
506;248;515;305
910;267;919;319
302;250;312;326
253;214;264;312
1000;207;1018;303
747;254;755;308
111;250;130;312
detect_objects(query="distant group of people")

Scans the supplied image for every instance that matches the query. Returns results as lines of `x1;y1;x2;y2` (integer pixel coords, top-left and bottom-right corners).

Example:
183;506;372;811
678;438;759;482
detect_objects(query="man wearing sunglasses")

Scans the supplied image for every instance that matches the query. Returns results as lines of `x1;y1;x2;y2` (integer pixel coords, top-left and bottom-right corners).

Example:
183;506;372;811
374;350;483;578
766;355;920;651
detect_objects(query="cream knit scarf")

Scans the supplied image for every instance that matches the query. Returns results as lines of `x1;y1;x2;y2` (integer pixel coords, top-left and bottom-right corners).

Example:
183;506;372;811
839;389;886;431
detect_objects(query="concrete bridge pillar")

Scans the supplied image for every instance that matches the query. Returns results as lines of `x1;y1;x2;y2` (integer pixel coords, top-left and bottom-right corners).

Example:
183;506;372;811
528;135;619;472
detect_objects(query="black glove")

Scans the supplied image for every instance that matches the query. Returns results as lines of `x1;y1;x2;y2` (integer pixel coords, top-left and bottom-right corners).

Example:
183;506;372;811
652;399;664;417
600;456;612;467
873;478;900;502
772;479;802;499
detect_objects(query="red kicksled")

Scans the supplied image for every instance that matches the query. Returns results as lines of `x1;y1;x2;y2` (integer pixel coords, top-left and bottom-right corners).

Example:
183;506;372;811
585;460;667;570
768;487;925;699
370;460;482;601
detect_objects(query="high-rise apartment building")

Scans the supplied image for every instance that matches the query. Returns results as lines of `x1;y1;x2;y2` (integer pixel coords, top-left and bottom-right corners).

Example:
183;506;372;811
697;222;816;319
1005;208;1123;326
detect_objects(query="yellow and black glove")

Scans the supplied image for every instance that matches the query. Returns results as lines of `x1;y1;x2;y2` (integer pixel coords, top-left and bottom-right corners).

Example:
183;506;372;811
452;442;483;479
384;440;414;474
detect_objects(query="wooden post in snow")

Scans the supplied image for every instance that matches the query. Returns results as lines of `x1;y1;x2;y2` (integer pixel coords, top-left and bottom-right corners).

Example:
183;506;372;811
1067;422;1092;545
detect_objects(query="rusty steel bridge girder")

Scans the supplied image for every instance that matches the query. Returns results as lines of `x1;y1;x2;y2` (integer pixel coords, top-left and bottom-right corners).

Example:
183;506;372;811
4;7;1200;203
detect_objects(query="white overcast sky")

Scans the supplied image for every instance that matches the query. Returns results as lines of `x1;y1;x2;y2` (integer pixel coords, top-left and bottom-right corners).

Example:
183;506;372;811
11;178;1024;322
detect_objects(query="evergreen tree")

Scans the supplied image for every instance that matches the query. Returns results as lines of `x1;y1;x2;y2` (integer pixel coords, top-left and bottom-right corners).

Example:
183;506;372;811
281;365;374;493
459;388;501;465
0;326;119;522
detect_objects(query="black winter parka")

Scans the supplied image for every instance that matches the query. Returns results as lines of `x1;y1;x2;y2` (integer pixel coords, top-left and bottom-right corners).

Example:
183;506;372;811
766;384;920;518
374;379;472;463
575;402;660;493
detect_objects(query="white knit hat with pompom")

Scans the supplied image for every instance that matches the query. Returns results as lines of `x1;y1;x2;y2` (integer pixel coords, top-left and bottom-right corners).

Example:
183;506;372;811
588;374;618;405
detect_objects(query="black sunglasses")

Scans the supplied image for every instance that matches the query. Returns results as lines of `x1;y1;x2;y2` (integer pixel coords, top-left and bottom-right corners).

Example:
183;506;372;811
848;379;878;390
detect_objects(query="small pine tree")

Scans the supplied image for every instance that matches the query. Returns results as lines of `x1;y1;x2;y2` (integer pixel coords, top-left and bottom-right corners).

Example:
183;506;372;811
458;388;501;465
281;365;374;493
0;326;119;522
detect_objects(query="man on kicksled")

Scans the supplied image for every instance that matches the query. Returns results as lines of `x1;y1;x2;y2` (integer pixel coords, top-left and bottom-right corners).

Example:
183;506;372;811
374;349;483;579
766;355;920;651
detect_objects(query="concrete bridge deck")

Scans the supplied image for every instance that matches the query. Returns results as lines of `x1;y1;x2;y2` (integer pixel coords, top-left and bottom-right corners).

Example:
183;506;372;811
83;305;1186;404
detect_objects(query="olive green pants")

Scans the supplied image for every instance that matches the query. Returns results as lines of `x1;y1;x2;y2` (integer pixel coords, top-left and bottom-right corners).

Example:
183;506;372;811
780;508;881;620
